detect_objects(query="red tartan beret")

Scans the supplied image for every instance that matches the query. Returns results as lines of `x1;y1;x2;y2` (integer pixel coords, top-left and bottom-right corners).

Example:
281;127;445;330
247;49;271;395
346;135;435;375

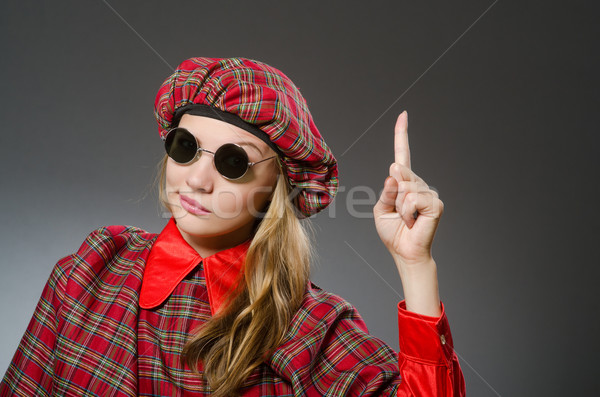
154;57;338;218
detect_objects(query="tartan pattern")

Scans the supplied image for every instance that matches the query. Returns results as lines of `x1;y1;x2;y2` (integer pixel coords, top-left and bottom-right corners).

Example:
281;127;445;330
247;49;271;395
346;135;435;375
1;225;152;397
137;265;212;395
154;57;338;218
1;225;464;396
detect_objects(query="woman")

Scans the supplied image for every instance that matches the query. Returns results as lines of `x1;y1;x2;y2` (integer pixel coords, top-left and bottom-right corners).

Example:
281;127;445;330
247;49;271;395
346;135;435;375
1;57;465;396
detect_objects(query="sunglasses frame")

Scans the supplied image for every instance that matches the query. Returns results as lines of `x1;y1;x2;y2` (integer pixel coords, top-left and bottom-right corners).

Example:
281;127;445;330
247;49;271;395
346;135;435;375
163;127;277;180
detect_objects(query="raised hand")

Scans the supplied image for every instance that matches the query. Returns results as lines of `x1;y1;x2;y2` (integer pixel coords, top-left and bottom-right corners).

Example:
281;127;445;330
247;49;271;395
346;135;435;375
373;111;443;316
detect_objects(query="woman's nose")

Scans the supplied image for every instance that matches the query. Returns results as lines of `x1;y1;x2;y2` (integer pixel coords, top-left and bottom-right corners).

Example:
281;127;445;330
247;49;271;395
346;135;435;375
185;153;215;192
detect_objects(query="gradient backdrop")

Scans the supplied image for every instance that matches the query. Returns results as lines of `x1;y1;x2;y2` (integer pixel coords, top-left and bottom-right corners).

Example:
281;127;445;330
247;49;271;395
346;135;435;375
1;1;599;396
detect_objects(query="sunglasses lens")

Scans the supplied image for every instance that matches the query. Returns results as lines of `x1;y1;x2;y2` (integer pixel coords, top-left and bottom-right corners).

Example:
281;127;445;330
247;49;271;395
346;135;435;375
165;131;250;179
165;128;197;163
214;144;249;179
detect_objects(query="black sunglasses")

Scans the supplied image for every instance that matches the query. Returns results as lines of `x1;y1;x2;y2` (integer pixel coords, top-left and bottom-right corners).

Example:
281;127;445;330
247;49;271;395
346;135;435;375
163;127;277;180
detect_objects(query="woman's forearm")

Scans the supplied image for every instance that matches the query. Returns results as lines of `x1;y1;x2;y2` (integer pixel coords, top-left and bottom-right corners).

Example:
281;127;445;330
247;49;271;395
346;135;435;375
393;255;441;317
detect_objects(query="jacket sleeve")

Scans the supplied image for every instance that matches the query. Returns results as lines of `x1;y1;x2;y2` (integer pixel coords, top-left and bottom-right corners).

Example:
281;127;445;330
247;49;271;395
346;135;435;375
0;254;74;396
396;300;465;397
270;285;465;396
0;225;135;396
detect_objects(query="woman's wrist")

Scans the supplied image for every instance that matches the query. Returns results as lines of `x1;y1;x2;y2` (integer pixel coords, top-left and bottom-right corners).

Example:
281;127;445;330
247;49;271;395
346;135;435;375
393;256;442;317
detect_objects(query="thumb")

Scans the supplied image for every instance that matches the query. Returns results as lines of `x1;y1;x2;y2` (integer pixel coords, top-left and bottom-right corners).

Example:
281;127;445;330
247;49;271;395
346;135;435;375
374;176;398;216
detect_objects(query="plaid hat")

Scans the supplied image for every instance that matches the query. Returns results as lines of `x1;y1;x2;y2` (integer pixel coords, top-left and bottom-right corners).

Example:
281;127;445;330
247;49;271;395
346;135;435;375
154;57;338;218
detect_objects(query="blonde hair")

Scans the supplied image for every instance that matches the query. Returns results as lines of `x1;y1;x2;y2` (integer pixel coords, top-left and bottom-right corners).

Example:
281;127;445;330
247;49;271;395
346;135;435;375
156;155;314;396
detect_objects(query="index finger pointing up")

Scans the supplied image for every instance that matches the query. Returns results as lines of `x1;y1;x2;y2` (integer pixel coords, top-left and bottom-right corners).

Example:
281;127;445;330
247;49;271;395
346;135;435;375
394;110;411;169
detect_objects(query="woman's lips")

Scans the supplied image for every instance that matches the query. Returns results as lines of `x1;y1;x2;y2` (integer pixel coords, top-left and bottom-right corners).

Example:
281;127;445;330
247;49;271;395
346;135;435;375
179;194;211;215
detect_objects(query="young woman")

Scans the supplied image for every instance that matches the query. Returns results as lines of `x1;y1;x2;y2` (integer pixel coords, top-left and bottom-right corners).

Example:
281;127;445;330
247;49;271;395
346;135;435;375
1;57;465;396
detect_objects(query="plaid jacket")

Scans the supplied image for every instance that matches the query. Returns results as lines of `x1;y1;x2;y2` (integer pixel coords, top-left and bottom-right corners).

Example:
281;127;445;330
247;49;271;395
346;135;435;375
1;219;464;396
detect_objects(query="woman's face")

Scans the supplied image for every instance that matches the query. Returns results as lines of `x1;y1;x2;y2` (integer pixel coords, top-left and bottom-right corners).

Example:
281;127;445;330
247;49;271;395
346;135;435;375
165;114;279;254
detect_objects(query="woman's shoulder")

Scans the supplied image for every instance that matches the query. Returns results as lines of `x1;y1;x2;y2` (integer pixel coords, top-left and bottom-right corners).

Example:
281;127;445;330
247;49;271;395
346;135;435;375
283;281;380;343
75;224;157;256
298;282;366;327
53;224;158;277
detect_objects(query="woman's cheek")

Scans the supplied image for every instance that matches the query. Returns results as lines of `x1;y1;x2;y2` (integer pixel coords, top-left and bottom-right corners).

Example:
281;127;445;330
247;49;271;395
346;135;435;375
248;188;272;217
211;188;246;220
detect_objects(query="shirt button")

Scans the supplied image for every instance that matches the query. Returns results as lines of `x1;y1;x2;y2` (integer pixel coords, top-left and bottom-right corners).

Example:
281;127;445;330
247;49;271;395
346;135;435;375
440;334;446;345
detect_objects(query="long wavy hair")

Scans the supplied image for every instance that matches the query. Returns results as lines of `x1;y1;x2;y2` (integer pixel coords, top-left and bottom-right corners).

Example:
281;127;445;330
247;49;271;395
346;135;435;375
157;155;314;396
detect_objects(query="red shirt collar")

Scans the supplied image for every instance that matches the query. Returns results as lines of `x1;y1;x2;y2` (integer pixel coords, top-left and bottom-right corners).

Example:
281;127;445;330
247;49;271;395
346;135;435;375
140;218;251;315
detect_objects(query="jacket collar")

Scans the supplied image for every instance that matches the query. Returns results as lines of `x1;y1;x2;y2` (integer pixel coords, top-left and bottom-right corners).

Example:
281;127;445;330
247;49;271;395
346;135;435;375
139;217;251;315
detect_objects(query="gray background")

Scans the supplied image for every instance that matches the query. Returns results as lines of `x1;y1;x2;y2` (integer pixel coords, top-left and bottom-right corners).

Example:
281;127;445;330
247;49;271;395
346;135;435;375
1;1;599;396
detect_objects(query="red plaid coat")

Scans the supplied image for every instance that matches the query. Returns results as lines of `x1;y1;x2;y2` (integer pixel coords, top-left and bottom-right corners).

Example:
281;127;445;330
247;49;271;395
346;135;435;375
1;219;464;396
